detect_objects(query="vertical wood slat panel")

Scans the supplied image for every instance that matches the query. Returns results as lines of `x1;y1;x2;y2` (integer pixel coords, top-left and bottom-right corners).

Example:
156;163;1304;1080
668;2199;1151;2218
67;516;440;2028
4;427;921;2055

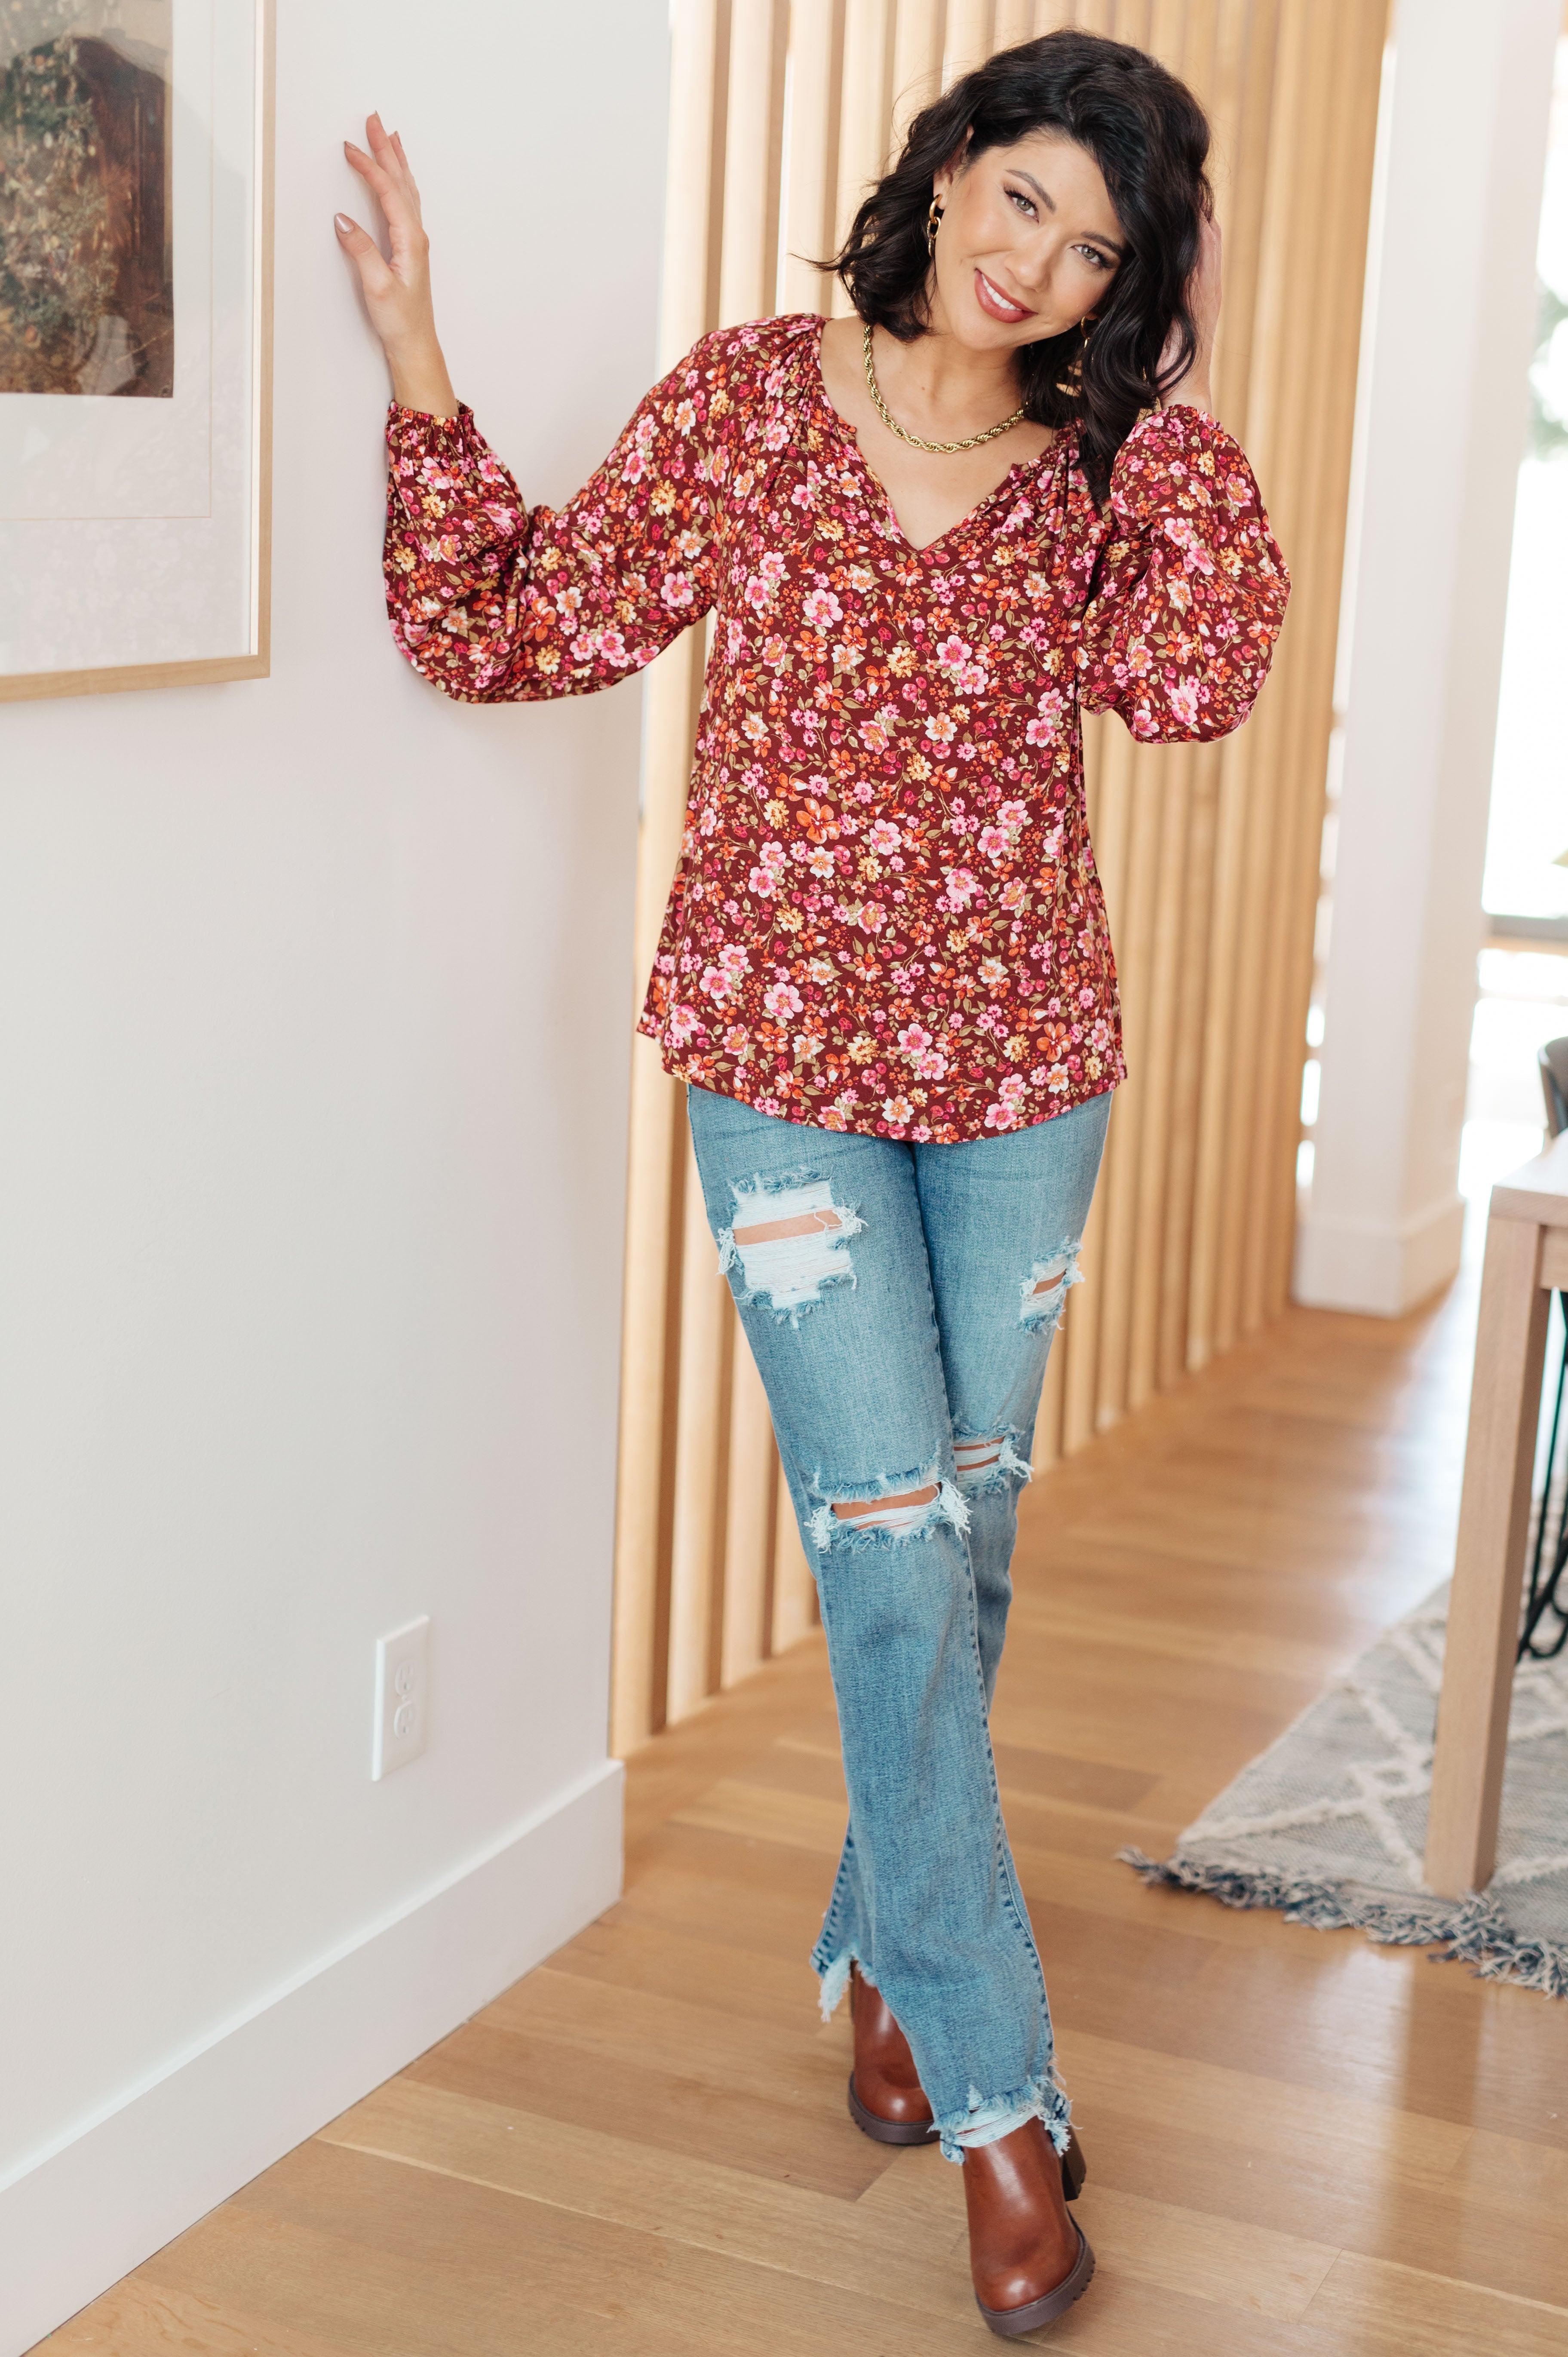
773;1469;819;1650
665;1145;730;1727
1184;0;1280;1368
1239;0;1339;1331
609;0;727;1754
1148;0;1217;1398
1258;0;1385;1317
943;0;995;86
614;0;1389;1743
780;0;844;316
832;0;896;316
1209;0;1306;1356
720;1;789;328
722;1344;779;1684
1094;733;1159;1429
1235;0;1335;1337
1147;0;1224;1382
662;0;784;1730
891;0;947;143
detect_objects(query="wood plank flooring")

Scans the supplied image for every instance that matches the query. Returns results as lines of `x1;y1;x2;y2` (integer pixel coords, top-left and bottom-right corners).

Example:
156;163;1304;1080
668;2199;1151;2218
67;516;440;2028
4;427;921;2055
42;1253;1568;2354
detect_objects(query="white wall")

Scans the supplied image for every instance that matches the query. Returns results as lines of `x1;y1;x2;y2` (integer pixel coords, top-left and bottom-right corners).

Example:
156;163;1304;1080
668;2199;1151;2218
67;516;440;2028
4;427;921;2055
0;4;668;2344
1295;0;1560;1316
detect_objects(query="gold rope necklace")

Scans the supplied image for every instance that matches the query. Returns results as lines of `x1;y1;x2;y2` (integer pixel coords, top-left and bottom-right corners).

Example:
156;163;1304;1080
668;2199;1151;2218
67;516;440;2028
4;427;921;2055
861;320;1027;455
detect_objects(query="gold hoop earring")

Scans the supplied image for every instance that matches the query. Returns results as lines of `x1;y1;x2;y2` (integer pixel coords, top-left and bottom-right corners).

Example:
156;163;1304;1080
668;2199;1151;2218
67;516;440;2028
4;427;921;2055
1055;316;1095;397
926;198;943;252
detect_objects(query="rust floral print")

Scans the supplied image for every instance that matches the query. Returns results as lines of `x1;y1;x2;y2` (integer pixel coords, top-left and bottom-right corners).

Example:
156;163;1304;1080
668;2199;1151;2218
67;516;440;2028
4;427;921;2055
383;315;1288;1143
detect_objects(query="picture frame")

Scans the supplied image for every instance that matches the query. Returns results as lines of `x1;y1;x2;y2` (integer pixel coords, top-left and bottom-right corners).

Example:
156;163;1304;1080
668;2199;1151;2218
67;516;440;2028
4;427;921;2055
0;0;274;702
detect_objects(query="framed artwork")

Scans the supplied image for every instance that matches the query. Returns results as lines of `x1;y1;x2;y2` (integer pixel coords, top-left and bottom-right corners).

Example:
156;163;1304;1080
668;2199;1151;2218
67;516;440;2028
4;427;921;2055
0;0;273;701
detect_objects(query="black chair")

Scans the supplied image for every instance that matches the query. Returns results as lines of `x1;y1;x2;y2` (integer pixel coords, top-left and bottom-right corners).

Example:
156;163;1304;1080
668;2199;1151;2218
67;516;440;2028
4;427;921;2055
1521;1037;1568;1657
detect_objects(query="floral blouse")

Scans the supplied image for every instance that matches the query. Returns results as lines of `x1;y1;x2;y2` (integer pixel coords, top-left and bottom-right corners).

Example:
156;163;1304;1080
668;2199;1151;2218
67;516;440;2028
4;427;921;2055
383;314;1288;1143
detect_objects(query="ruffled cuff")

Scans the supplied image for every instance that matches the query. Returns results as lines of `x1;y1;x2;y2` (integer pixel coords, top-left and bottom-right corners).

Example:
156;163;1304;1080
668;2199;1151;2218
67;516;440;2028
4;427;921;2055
384;397;475;454
1108;404;1265;534
383;402;527;545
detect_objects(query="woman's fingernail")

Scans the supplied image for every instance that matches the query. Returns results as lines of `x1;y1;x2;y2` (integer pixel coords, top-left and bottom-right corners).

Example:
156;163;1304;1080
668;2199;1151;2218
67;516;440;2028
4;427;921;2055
334;214;353;234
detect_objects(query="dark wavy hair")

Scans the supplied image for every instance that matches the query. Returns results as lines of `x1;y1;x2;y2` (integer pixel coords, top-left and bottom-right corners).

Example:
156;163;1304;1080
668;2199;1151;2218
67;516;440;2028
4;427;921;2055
829;31;1211;501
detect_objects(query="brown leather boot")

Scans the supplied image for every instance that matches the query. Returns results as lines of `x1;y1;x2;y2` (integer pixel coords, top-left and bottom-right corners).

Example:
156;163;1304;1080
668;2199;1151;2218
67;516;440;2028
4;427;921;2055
845;1963;938;2144
842;1967;1090;2205
963;2118;1096;2338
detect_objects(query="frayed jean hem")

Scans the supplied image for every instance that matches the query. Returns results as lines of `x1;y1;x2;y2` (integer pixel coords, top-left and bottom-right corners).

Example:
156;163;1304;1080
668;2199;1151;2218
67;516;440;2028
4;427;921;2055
814;1943;858;2022
936;2075;1074;2167
813;1940;1071;2165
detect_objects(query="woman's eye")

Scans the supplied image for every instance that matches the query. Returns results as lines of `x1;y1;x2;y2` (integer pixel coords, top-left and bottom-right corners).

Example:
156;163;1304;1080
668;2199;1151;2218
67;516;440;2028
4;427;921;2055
1006;187;1037;218
1075;245;1113;272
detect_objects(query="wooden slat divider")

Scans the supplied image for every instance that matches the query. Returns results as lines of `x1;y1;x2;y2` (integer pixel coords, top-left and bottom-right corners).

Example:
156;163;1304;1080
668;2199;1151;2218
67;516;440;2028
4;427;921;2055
772;1470;819;1651
890;0;946;140
1238;0;1335;1336
1184;0;1280;1369
720;1;789;330
1209;0;1306;1357
942;0;996;88
1127;749;1193;1409
780;0;844;317
833;0;896;303
613;0;1389;1742
1258;0;1386;1316
1096;733;1161;1430
666;1145;735;1722
1159;741;1220;1381
994;0;1037;46
721;1342;779;1685
609;0;728;1754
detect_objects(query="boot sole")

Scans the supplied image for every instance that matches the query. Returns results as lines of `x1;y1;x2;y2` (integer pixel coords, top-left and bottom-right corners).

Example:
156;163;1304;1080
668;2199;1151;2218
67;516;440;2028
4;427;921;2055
976;2221;1096;2338
847;2073;940;2145
846;2078;1089;2202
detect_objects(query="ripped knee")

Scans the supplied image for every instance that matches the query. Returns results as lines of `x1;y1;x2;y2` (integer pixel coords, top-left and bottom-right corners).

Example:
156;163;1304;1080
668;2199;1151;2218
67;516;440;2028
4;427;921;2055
807;1464;968;1552
718;1172;865;1322
832;1480;939;1531
953;1433;1033;1493
1019;1240;1084;1333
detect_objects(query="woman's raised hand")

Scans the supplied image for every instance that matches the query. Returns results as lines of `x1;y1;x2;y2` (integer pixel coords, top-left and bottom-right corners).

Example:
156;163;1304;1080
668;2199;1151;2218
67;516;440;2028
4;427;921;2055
1159;209;1221;416
335;114;458;418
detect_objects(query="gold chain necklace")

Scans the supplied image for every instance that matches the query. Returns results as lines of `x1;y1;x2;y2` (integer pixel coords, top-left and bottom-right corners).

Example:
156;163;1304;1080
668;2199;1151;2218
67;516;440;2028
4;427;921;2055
861;320;1027;454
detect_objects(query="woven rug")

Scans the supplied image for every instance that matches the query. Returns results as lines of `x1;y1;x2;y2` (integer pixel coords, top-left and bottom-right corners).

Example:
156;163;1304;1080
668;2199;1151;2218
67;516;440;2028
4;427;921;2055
1121;1586;1568;1996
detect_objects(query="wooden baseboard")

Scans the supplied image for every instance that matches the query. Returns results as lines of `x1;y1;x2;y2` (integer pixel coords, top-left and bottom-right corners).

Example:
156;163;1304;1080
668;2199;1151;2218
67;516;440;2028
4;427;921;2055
0;1760;623;2357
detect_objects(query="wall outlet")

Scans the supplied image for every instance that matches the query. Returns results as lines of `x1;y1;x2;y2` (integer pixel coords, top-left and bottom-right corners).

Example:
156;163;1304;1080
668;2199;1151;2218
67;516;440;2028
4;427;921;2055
371;1616;430;1781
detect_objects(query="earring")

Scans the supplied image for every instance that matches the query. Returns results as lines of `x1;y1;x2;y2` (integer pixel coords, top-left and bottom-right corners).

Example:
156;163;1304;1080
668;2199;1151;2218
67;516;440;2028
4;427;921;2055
1055;316;1095;396
926;197;943;252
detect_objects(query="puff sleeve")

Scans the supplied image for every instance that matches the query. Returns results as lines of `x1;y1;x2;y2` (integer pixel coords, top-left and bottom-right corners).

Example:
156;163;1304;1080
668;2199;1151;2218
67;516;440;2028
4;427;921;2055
381;333;738;703
1077;406;1289;743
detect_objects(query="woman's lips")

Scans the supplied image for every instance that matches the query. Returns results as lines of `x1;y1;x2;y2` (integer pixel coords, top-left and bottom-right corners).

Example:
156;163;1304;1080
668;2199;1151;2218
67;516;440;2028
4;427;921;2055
973;267;1033;323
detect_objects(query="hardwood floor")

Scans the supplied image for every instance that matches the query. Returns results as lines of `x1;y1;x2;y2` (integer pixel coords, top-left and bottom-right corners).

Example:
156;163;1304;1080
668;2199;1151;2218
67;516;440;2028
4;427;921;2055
43;1252;1568;2354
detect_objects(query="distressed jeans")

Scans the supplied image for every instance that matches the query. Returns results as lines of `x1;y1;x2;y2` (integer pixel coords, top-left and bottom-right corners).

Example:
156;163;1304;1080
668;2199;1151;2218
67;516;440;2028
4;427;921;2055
686;1081;1112;2161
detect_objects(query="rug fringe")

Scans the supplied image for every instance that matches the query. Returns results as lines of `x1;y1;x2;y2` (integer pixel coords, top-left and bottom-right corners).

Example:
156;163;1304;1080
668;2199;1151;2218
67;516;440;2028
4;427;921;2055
1116;1849;1568;1999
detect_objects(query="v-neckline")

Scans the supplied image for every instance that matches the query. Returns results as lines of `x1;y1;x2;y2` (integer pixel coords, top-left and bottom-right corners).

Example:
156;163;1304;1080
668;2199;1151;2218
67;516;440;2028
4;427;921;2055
807;315;1064;562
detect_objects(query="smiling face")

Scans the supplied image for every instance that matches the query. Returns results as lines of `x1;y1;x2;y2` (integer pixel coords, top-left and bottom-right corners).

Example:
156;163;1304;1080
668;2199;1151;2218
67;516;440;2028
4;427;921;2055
930;130;1125;350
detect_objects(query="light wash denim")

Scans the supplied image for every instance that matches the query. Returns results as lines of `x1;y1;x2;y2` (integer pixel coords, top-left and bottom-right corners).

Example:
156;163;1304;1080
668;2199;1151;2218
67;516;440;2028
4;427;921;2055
686;1082;1112;2161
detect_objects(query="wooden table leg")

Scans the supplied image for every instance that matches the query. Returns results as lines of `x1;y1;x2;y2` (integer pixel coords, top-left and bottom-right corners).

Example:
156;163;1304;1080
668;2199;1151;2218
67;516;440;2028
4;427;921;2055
1425;1212;1550;1896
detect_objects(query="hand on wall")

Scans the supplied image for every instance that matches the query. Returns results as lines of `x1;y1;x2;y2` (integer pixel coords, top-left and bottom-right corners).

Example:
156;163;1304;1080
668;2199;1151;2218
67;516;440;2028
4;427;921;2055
336;112;459;418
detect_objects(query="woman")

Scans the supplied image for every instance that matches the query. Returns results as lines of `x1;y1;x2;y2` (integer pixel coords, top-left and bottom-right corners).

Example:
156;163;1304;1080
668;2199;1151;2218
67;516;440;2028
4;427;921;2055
337;29;1286;2337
